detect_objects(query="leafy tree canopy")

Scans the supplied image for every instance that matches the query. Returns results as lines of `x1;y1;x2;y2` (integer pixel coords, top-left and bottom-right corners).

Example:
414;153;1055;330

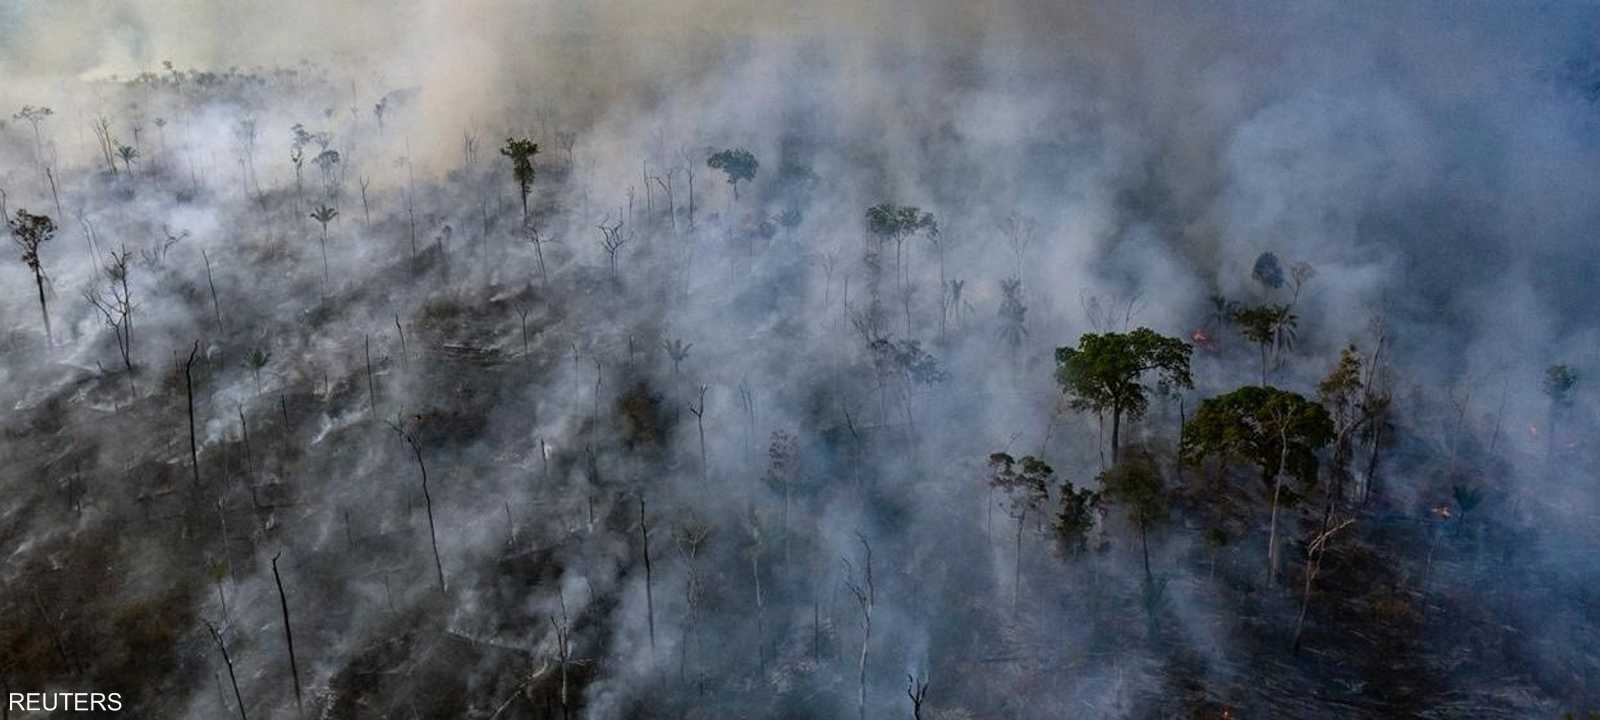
501;137;539;187
1232;304;1293;345
1099;454;1165;530
868;337;947;386
1252;251;1285;289
988;452;1052;516
1181;385;1334;489
865;203;936;240
1054;480;1100;556
707;148;758;185
1054;328;1193;423
9;209;56;270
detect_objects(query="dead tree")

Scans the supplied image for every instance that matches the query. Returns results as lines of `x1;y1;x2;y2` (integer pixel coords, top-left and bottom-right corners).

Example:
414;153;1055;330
673;519;712;685
391;418;447;594
44;167;64;230
13;105;52;167
597;216;626;279
84;244;135;374
639;496;656;657
9;209;56;346
551;592;574;720
394;314;408;370
651;170;677;234
503;501;515;546
1267;410;1291;584
526;225;553;287
906;674;929;720
843;533;875;720
1293;518;1354;652
204;620;249;720
202;249;223;331
736;380;756;471
91;115;117;175
516;304;532;359
746;509;769;672
238;405;254;477
678;145;697;230
271;552;304;718
688;385;710;485
365;335;377;420
185;341;202;486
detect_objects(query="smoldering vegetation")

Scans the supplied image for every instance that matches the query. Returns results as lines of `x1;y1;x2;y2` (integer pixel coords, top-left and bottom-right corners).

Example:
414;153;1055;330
3;2;1600;718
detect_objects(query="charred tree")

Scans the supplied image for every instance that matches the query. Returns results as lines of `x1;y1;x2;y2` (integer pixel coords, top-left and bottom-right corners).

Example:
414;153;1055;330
185;341;202;486
204;620;249;720
391;419;447;595
270;552;304;718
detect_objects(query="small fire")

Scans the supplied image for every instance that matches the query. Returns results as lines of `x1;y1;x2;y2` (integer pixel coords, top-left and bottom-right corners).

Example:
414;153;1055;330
1191;328;1212;347
1431;504;1452;519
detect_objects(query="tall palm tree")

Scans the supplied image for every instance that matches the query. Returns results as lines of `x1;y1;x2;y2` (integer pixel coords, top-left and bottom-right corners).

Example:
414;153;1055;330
116;145;139;175
310;205;338;287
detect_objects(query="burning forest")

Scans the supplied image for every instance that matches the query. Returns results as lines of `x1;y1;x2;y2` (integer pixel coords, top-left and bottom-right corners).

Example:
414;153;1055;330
3;1;1600;718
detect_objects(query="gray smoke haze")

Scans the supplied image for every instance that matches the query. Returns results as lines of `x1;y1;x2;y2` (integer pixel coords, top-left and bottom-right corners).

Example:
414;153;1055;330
3;1;1599;718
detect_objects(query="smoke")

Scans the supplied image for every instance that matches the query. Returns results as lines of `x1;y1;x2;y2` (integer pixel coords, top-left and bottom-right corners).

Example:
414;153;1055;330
3;0;1600;718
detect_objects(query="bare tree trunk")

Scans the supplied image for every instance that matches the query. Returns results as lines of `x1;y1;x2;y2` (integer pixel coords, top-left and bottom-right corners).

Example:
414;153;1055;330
203;249;223;331
239;405;253;476
271;553;304;718
1140;521;1152;583
685;166;695;231
639;496;656;657
34;271;52;347
689;386;709;487
753;546;766;672
1293;519;1352;652
813;593;822;662
1110;406;1122;463
319;224;330;290
205;621;249;720
365;335;377;420
906;675;929;720
395;426;447;595
394;314;408;370
45;167;64;229
1013;512;1025;610
185;341;201;486
280;394;292;455
552;595;572;720
1267;422;1290;584
845;535;874;720
517;307;530;360
1363;420;1382;507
